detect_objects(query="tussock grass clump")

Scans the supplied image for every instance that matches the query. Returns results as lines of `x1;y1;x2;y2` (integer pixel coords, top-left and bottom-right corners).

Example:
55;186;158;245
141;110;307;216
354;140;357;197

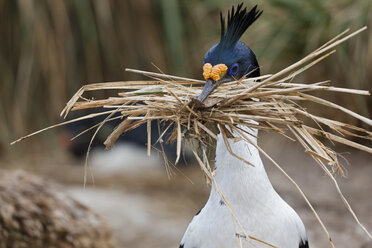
0;170;114;248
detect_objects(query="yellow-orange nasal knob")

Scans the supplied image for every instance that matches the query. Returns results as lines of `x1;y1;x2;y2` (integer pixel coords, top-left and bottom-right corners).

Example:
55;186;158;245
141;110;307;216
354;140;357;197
203;63;213;80
211;64;228;81
202;63;228;81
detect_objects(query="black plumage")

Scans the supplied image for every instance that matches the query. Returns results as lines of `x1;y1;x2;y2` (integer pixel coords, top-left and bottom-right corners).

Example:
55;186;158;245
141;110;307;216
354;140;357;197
299;239;309;248
218;3;262;51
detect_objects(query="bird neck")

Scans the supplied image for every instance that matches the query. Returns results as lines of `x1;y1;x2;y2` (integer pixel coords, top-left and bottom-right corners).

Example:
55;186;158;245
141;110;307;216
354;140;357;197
212;125;276;206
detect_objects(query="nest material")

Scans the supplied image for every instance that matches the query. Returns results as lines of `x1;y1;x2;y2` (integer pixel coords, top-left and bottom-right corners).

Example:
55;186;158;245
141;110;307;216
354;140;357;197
11;27;372;245
55;28;371;171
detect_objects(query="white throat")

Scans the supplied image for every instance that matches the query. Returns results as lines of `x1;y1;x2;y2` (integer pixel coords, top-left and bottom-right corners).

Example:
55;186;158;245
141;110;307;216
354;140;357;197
213;125;276;207
181;124;308;247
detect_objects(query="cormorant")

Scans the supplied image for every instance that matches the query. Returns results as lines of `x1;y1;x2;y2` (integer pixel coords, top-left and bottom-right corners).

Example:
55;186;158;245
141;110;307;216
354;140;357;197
180;4;309;248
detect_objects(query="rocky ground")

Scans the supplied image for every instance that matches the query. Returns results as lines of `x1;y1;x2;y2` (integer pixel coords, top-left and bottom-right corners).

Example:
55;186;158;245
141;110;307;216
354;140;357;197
3;132;372;248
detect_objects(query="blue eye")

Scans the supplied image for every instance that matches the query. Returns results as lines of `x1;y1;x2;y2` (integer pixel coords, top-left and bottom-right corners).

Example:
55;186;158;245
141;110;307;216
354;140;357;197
229;63;239;76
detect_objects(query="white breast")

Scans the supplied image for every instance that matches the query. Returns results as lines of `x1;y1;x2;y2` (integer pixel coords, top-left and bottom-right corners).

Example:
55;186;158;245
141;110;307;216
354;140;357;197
180;125;307;248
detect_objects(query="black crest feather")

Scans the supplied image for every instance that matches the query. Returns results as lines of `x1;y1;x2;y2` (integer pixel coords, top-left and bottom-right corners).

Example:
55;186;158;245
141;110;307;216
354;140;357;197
219;3;262;49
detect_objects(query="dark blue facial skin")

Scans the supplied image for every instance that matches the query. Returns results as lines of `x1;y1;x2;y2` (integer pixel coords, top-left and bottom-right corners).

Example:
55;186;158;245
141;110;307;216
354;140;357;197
196;41;260;103
195;4;262;105
203;41;260;81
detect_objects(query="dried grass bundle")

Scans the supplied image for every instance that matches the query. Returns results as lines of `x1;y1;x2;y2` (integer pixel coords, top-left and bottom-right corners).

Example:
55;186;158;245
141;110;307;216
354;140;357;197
59;27;371;169
11;27;372;245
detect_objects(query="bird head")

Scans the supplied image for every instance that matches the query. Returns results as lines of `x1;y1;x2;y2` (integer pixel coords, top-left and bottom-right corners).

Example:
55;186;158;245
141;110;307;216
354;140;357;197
197;4;262;103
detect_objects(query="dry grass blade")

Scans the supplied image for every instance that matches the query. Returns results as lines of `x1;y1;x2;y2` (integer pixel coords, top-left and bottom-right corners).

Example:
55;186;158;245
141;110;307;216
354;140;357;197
104;117;134;149
10;110;118;145
147;119;152;156
298;93;372;126
175;118;182;164
305;126;372;153
125;68;203;82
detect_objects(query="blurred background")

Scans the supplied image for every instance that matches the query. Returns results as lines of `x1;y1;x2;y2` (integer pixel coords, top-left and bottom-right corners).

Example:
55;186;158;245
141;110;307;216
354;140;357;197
0;0;371;247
